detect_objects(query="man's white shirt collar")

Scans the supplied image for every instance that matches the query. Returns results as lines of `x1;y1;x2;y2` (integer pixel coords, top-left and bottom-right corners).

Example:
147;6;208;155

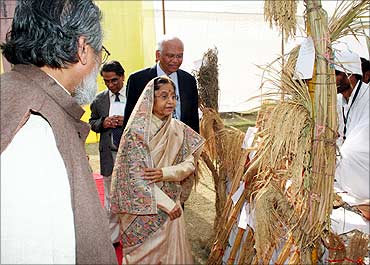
108;86;125;98
156;63;178;79
45;73;71;95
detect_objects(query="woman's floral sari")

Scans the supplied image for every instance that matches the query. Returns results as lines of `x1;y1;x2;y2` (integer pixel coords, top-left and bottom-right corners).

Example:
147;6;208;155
110;78;204;264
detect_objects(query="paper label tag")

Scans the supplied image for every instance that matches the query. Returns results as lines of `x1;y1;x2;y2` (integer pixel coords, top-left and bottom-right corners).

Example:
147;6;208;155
241;126;258;150
109;101;125;116
231;182;245;205
295;36;315;80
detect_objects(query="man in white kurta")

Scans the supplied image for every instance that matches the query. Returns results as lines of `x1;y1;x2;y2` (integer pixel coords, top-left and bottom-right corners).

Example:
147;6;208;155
1;114;76;264
332;48;370;234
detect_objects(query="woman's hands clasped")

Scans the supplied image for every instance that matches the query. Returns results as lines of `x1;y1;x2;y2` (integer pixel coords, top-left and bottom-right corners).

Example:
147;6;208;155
157;202;182;221
143;167;163;184
144;167;182;220
167;203;182;220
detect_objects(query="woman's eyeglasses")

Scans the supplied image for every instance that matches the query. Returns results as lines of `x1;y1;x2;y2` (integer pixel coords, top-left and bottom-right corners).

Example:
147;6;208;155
155;94;179;101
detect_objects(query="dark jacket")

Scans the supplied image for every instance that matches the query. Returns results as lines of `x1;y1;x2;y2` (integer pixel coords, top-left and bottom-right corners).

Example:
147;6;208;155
124;65;200;132
89;89;122;176
0;65;117;264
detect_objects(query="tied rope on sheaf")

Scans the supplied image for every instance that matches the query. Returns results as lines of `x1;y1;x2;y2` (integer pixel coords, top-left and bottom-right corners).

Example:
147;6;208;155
304;0;322;14
326;257;365;264
315;124;326;137
312;123;337;148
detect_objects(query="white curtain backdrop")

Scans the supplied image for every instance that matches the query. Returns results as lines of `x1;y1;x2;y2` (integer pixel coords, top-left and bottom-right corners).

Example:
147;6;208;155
153;1;369;112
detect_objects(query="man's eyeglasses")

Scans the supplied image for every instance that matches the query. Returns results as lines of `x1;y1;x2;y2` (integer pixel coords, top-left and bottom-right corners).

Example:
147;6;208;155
103;78;119;86
101;45;111;65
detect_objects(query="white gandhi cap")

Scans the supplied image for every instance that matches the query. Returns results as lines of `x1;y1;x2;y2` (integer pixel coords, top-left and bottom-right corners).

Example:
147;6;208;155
333;48;362;76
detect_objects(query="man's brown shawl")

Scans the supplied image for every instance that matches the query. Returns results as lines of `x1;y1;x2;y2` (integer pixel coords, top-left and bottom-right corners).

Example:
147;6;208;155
0;65;117;264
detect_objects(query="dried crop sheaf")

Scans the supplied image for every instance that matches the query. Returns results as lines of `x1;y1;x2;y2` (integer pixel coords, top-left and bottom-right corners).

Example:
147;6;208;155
248;63;314;263
195;48;248;248
193;47;219;111
264;0;298;41
248;2;337;262
209;1;369;264
199;108;247;234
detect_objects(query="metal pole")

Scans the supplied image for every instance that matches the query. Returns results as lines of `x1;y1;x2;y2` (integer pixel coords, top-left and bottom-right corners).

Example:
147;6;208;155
161;0;166;34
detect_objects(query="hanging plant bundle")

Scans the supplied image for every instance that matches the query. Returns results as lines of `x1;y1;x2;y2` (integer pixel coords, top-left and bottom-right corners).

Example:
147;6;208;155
207;0;369;264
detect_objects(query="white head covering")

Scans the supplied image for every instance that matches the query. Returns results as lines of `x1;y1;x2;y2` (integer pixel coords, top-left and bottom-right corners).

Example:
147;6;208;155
333;48;362;75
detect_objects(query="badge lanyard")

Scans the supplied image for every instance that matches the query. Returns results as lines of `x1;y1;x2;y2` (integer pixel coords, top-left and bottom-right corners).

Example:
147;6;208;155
342;81;362;141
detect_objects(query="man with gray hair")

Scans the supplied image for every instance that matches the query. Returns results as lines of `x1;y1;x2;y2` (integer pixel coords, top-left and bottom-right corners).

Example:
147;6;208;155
0;0;117;264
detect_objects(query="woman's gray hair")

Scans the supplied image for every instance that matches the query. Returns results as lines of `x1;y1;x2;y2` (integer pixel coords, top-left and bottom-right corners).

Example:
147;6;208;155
1;0;102;68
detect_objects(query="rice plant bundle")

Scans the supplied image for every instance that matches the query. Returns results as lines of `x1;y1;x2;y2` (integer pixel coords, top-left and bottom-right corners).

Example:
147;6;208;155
193;47;219;111
250;100;312;261
208;1;369;264
247;0;370;262
216;128;247;183
199;108;247;235
264;0;298;41
199;108;224;162
207;105;271;264
247;1;338;262
297;0;337;248
195;48;248;250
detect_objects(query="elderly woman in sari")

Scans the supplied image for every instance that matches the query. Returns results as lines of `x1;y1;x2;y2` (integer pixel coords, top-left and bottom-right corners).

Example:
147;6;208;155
110;76;204;264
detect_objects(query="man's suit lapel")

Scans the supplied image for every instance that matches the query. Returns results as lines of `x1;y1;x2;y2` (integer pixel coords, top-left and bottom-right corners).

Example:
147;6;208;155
149;65;158;79
102;90;110;117
140;65;157;98
177;70;186;116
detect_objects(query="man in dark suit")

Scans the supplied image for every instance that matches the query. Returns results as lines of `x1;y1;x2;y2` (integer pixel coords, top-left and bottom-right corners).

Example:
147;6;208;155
124;35;199;132
89;60;126;247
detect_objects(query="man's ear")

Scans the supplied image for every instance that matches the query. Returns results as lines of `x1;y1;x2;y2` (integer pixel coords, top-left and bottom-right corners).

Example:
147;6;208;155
155;50;161;62
77;36;88;65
